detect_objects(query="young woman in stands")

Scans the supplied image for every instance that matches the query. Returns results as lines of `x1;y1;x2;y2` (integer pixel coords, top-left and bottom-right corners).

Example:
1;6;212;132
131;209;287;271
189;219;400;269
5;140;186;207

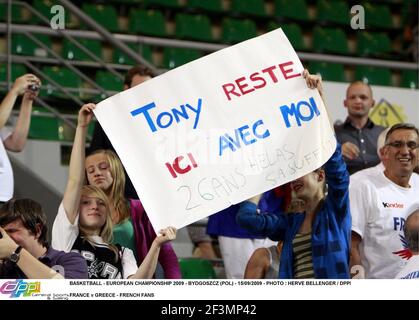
52;104;177;279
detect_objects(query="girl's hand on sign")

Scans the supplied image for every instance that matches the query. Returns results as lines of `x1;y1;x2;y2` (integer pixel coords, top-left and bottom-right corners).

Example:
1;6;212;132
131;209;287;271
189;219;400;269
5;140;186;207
78;103;96;128
302;69;324;99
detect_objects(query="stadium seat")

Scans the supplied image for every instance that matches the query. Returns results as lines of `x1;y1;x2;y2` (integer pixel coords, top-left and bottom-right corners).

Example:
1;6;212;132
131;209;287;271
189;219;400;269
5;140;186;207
144;0;182;9
272;23;305;51
316;0;349;25
187;0;224;13
11;34;52;58
113;43;153;65
40;66;83;98
178;258;217;279
355;66;392;86
400;70;418;89
312;27;349;55
274;0;309;21
221;18;258;44
82;4;119;32
357;32;392;58
162;48;201;69
364;3;393;29
231;0;267;17
129;9;167;37
0;64;27;93
0;3;29;23
308;61;346;82
63;38;103;61
175;14;213;42
96;71;124;100
29;109;60;141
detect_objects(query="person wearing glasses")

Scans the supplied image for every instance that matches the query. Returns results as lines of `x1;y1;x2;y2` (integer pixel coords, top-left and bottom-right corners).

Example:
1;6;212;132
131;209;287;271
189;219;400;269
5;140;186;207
350;123;419;278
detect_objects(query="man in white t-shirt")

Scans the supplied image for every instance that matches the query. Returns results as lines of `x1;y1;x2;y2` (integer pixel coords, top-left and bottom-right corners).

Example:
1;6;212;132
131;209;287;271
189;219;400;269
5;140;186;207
350;123;419;279
0;73;41;203
396;209;419;279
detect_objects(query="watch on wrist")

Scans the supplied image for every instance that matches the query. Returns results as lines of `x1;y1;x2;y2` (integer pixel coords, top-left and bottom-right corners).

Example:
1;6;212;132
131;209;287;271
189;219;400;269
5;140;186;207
10;246;23;264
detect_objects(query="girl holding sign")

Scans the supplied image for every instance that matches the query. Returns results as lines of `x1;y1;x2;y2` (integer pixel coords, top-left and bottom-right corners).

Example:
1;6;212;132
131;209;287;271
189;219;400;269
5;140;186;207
84;149;181;279
52;104;177;279
237;71;351;279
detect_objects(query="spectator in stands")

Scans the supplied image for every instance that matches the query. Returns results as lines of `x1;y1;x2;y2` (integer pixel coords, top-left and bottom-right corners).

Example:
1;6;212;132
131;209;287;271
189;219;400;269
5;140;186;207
0;198;87;279
334;81;385;174
52;104;177;279
89;65;153;199
236;70;351;279
396;209;419;279
0;73;40;204
350;123;419;278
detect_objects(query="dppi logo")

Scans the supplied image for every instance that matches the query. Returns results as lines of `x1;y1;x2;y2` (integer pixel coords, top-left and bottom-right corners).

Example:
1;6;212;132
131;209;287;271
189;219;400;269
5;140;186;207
166;153;198;178
0;280;41;298
279;97;320;128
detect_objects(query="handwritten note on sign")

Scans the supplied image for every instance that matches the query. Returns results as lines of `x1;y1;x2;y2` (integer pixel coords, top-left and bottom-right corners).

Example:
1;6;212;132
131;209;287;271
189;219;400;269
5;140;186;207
94;28;336;232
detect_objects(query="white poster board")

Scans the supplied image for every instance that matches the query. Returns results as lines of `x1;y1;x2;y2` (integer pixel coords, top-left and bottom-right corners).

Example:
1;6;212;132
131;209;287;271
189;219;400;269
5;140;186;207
95;29;336;232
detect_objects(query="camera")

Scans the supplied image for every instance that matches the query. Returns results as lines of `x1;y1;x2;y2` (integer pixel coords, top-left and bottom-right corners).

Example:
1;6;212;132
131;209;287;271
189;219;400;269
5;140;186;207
28;84;40;92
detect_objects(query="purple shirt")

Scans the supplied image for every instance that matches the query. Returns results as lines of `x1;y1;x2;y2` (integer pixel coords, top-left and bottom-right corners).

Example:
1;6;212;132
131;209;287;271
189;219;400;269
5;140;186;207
0;247;88;279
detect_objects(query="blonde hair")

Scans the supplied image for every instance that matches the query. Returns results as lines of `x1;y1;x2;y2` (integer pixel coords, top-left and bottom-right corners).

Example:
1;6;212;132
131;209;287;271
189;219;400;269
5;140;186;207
86;150;130;224
79;185;119;261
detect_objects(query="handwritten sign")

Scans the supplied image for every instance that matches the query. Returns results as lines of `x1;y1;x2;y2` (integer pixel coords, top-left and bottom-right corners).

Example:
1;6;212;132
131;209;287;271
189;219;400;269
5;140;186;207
95;28;336;232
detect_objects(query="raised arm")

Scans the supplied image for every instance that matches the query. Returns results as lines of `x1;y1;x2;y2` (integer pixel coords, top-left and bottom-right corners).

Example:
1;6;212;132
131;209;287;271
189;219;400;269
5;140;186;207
302;69;334;132
0;74;39;129
3;85;40;152
129;227;177;279
0;227;63;279
62;103;95;224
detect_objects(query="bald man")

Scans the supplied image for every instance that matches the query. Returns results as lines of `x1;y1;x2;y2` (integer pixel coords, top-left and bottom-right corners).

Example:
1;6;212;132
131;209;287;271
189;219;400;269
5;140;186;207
334;81;385;174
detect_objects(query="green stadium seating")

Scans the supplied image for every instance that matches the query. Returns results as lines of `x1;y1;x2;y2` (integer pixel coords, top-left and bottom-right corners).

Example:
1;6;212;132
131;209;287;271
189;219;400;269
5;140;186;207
113;43;153;65
96;71;124;100
175;14;213;42
274;23;306;51
0;3;29;23
129;9;167;37
312;27;349;55
316;0;349;25
0;64;27;93
11;34;52;57
40;66;83;98
178;258;217;279
308;61;346;82
82;4;119;32
188;0;224;13
221;18;258;44
357;32;392;58
231;0;267;17
62;38;103;61
144;0;182;9
29;108;60;141
355;66;392;86
31;0;57;24
364;3;393;29
162;48;201;69
400;70;418;89
274;0;309;21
